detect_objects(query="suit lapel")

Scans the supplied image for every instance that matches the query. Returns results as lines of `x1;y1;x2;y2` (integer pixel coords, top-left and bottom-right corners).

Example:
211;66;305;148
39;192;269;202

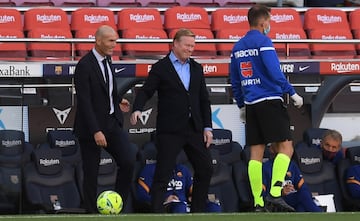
165;56;190;92
90;52;108;93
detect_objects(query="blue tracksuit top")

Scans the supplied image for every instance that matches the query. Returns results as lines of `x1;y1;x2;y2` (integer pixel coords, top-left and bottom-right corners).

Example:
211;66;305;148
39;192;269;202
230;30;296;108
346;164;360;198
136;163;193;203
262;159;322;212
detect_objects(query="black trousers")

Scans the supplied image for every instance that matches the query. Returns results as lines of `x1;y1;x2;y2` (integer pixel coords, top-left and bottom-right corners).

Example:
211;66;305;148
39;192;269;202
150;120;213;213
79;115;136;213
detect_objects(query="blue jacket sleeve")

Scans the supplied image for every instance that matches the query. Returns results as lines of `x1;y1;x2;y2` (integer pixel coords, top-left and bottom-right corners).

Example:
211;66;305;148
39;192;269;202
136;164;155;203
260;38;296;96
230;54;245;108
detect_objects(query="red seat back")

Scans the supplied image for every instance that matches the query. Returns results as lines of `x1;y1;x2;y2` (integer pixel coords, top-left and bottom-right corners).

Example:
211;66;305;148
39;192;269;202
268;27;310;58
0;8;23;31
309;29;356;58
24;7;69;32
168;28;216;57
164;6;210;32
211;8;249;33
71;8;116;33
215;29;247;56
117;8;163;30
75;28;121;57
304;8;350;31
270;8;303;30
27;28;72;57
121;29;169;57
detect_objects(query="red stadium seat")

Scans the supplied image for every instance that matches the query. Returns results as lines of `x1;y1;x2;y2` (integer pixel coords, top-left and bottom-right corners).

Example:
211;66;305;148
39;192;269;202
165;7;215;58
303;8;355;59
308;29;356;59
0;29;27;61
117;8;163;31
27;28;73;59
349;9;360;36
75;28;122;59
353;31;360;56
215;29;247;56
138;0;178;7
168;28;217;58
51;0;96;6
23;7;70;32
268;27;310;58
121;28;169;58
118;8;166;59
13;0;53;6
164;6;210;32
97;0;141;7
0;8;23;31
71;8;117;34
211;8;249;34
270;8;303;30
303;8;350;31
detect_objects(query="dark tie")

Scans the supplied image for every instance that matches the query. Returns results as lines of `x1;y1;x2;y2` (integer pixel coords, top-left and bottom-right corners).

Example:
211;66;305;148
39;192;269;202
102;58;110;92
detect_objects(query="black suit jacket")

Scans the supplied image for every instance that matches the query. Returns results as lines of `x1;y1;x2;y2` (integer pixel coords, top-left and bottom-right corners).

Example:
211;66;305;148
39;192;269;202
73;51;123;140
133;54;212;134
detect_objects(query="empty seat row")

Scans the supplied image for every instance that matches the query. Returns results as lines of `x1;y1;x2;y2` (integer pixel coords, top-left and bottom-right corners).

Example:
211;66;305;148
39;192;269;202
0;6;360;60
0;0;255;7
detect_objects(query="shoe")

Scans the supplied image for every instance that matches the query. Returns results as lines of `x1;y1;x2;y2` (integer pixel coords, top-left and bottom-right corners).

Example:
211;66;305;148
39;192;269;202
265;195;295;212
254;205;268;212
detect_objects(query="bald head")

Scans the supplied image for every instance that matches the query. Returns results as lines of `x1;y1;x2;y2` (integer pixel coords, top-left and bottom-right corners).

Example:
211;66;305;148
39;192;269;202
94;25;118;57
95;25;117;39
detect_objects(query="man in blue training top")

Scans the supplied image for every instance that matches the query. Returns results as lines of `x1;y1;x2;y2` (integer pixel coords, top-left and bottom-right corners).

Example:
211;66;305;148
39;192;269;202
263;144;323;212
230;4;303;212
136;163;221;213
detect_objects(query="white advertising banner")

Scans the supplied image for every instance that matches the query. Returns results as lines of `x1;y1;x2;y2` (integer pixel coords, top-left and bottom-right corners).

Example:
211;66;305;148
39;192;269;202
0;106;29;141
211;104;246;147
0;63;43;77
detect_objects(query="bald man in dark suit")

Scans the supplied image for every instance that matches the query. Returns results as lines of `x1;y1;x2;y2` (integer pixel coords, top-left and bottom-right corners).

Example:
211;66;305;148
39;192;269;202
74;25;136;213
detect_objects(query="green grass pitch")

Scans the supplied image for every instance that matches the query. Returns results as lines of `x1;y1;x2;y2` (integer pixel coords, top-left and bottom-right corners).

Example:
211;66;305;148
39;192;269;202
1;213;360;221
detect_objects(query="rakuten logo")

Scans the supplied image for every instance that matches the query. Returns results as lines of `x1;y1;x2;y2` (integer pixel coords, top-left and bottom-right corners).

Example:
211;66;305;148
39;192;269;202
84;15;109;23
0;15;15;24
317;15;342;24
223;15;247;24
301;157;321;165
203;64;217;74
176;13;202;22
212;138;231;145
135;35;160;39
275;33;301;40
36;14;62;23
55;140;76;148
40;34;66;39
331;62;360;73
40;158;60;166
271;14;294;23
129;13;155;23
99;158;113;166
321;35;347;40
2;140;22;147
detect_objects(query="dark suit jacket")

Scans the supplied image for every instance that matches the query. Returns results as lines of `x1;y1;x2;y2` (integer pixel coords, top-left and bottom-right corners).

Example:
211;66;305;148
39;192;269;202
133;54;212;134
73;50;123;140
